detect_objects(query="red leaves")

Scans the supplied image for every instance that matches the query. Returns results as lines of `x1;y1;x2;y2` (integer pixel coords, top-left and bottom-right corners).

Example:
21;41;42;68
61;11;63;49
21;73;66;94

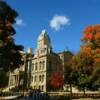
83;25;95;34
82;33;94;40
88;33;94;39
81;24;100;63
82;24;100;41
50;70;64;89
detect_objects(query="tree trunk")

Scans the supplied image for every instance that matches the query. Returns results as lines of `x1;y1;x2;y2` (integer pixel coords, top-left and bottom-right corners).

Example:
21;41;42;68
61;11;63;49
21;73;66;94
69;83;72;98
83;87;86;97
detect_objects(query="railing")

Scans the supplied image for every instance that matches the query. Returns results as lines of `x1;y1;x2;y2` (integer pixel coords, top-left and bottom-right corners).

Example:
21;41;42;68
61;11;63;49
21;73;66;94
0;91;100;99
0;92;21;96
48;92;100;98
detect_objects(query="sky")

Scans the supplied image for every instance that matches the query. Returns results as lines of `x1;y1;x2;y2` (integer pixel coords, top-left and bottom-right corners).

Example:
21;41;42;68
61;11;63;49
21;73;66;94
5;0;100;53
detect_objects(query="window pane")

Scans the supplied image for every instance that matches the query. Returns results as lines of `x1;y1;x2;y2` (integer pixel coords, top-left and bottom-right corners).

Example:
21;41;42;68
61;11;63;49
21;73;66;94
35;63;37;70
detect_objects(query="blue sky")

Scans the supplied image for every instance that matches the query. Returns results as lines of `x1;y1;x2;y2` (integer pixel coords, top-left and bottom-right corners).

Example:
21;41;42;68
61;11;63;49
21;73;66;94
6;0;100;53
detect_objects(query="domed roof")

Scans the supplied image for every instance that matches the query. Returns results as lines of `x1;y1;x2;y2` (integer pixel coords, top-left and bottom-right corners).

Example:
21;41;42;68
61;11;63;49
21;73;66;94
38;29;50;42
37;29;52;53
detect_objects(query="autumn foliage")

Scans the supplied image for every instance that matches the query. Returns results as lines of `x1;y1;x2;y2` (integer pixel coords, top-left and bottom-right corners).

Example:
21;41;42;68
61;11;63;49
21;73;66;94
71;24;100;92
82;24;100;40
50;70;64;89
81;24;100;63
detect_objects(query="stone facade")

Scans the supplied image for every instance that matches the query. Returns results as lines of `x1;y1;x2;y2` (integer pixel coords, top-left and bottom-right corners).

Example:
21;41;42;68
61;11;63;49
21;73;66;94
30;30;62;92
8;29;72;92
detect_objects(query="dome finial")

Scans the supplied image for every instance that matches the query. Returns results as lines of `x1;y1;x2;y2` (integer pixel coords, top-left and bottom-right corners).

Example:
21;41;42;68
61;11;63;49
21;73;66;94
42;29;46;34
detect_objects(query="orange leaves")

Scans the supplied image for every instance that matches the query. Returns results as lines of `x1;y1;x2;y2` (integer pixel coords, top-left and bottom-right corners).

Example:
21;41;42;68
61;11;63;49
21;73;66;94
81;46;100;61
94;58;100;62
88;33;94;39
83;25;95;34
81;43;92;54
81;46;92;54
81;24;100;63
95;32;100;39
50;70;64;89
95;24;100;32
84;33;94;40
82;24;100;42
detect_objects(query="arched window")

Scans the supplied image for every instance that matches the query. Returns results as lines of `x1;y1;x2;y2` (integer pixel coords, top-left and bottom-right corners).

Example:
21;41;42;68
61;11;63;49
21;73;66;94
39;61;42;70
39;75;41;82
39;85;41;90
34;75;37;82
35;63;37;71
32;63;34;71
42;75;44;82
42;61;45;70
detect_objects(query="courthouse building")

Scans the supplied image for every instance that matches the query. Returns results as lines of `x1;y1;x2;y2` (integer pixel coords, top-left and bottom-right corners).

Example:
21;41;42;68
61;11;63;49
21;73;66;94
30;30;62;92
8;30;73;92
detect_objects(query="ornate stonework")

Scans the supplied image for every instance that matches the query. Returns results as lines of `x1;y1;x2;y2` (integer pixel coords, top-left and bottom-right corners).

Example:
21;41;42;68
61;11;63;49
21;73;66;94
8;30;71;92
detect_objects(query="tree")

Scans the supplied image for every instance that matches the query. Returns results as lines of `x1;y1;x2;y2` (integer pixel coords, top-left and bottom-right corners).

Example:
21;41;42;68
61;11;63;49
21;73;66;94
64;51;78;95
81;24;100;91
0;70;8;88
0;1;23;71
89;62;100;91
72;51;94;94
81;24;100;63
72;24;100;92
49;70;64;90
65;67;78;96
0;1;23;88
